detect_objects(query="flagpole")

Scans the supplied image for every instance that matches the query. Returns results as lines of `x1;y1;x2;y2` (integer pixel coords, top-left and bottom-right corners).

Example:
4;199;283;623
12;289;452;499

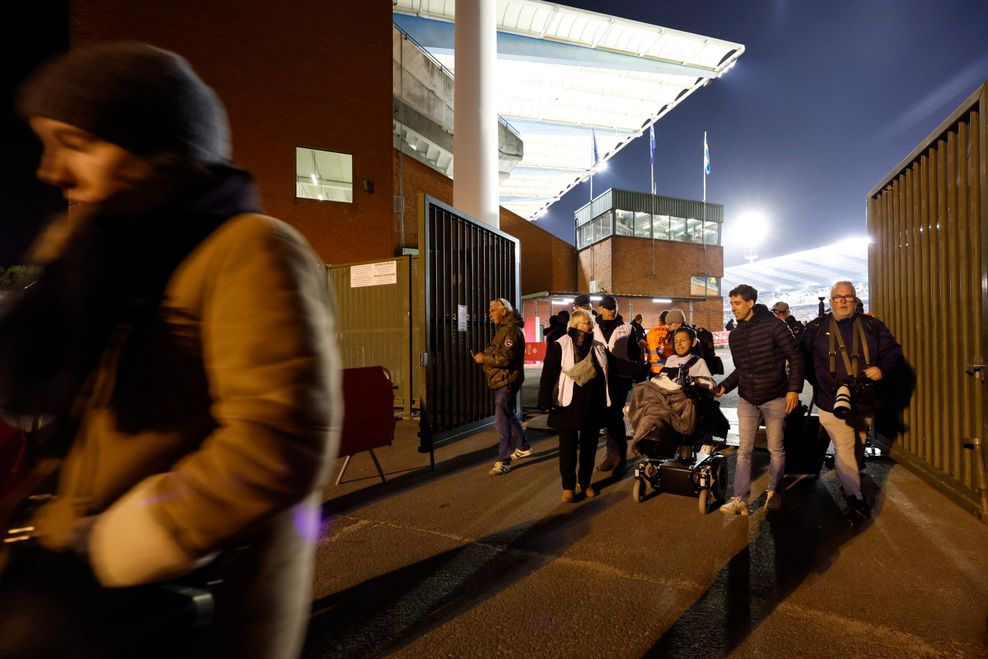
590;127;597;204
702;131;709;310
702;131;707;209
649;123;656;276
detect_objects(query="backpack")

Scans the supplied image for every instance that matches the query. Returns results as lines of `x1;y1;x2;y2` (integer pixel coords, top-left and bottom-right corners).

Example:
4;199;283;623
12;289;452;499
691;325;723;375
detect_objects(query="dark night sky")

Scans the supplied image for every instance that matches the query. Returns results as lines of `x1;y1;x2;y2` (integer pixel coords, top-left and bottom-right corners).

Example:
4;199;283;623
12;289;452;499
530;0;988;265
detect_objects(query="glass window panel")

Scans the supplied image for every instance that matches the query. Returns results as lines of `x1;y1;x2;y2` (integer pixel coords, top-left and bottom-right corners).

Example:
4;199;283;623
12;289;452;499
669;216;687;242
296;146;353;203
703;221;721;245
686;218;704;243
615;209;634;236
691;275;721;296
652;214;670;240
634;212;651;238
690;276;707;296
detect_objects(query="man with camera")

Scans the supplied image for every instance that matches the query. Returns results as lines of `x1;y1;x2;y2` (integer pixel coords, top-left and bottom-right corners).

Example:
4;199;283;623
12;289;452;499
802;281;903;521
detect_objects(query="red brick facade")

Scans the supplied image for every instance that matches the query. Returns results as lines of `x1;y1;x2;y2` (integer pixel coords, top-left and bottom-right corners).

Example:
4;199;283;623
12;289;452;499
577;236;724;329
71;1;578;296
73;0;396;265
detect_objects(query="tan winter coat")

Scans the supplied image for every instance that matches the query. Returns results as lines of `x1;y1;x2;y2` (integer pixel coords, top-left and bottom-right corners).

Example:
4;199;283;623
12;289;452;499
31;213;341;659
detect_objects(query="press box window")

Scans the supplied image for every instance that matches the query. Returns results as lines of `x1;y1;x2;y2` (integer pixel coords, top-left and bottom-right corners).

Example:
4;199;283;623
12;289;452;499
296;146;352;203
691;275;720;296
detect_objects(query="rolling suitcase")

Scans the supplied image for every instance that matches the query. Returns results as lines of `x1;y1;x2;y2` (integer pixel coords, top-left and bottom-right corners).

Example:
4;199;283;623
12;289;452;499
783;402;829;476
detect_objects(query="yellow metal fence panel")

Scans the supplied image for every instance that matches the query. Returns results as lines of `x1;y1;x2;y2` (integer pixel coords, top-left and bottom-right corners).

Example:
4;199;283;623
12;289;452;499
867;83;987;518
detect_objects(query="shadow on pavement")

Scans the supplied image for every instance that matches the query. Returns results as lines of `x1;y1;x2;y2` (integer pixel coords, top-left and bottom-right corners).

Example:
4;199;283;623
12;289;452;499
303;493;625;658
647;460;891;656
323;441;496;517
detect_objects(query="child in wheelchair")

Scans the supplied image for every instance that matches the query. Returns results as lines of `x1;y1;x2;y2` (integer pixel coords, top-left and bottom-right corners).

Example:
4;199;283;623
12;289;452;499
626;327;730;512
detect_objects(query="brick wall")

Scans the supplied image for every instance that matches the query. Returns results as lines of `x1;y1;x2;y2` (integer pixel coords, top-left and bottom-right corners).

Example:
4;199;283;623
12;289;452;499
576;236;725;329
73;0;395;265
576;240;613;292
70;1;577;293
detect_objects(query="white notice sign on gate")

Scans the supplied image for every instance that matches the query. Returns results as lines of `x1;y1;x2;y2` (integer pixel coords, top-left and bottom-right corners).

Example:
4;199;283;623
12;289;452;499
457;305;468;332
350;261;397;288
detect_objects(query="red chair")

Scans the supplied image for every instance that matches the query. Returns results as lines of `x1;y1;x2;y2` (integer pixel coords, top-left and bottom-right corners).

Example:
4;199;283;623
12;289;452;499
335;366;397;485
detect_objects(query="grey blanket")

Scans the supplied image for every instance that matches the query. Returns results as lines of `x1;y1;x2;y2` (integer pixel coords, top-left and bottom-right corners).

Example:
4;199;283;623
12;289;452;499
627;381;697;441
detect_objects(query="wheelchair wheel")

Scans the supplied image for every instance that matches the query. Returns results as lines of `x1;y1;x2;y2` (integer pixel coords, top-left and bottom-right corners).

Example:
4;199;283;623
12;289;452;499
698;488;711;515
712;457;728;503
632;477;646;503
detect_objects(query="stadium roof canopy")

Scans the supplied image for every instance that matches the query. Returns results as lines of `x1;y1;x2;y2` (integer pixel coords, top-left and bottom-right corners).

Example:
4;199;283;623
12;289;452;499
722;237;870;315
392;0;744;221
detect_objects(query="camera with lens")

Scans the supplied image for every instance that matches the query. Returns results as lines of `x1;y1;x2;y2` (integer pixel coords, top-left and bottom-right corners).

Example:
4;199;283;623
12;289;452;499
833;378;880;419
833;381;854;419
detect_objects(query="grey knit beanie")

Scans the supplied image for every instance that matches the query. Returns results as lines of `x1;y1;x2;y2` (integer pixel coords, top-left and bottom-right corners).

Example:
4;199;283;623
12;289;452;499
17;41;230;164
665;309;686;325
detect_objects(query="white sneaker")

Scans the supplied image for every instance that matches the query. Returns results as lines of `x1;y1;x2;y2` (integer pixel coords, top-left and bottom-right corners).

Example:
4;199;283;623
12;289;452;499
766;490;782;512
510;447;533;460
719;497;749;516
489;461;511;476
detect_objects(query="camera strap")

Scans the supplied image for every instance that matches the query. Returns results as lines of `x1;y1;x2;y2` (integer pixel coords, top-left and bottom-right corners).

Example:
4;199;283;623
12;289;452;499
828;317;872;376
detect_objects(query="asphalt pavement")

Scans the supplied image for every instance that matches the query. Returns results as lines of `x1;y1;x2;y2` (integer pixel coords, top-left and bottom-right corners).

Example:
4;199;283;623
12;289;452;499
303;348;988;658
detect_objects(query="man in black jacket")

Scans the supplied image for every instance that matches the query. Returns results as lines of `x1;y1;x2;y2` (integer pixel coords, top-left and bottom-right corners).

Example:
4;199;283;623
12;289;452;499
801;281;903;520
715;284;804;515
771;300;804;342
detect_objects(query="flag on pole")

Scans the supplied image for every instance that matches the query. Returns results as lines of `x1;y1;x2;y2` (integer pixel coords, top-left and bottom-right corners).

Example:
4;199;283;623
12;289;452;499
592;127;600;170
703;131;711;176
649;124;655;166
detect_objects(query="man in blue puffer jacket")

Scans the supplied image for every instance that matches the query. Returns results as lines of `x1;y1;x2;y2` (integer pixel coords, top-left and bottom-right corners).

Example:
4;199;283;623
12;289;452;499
715;284;804;515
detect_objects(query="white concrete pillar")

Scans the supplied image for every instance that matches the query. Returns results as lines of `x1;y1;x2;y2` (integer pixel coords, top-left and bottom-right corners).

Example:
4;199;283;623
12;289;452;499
453;0;499;228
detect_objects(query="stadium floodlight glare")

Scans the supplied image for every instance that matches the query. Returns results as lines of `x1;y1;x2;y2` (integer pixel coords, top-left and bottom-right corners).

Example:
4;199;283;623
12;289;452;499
590;295;603;302
834;235;872;252
733;211;770;263
651;298;672;303
597;160;608;172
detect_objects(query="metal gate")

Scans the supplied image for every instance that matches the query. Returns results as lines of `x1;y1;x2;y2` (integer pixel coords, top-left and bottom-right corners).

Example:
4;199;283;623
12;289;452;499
326;256;422;417
867;82;988;519
417;195;520;460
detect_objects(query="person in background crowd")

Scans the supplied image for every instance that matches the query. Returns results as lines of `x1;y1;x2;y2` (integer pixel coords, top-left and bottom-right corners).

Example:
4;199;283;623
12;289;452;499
630;313;646;351
545;309;569;344
573;293;594;317
801;281;903;521
593;295;641;476
656;308;687;364
646;310;670;375
538;310;609;502
715;284;803;516
474;298;532;475
0;42;340;659
544;314;558;342
771;301;804;342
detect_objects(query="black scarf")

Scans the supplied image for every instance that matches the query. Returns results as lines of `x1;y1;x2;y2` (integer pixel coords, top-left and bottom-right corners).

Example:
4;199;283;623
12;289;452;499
596;313;623;342
568;327;594;362
0;165;260;419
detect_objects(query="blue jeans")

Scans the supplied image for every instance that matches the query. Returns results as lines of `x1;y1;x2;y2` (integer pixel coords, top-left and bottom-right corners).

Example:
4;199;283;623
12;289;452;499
734;396;786;501
494;386;528;462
